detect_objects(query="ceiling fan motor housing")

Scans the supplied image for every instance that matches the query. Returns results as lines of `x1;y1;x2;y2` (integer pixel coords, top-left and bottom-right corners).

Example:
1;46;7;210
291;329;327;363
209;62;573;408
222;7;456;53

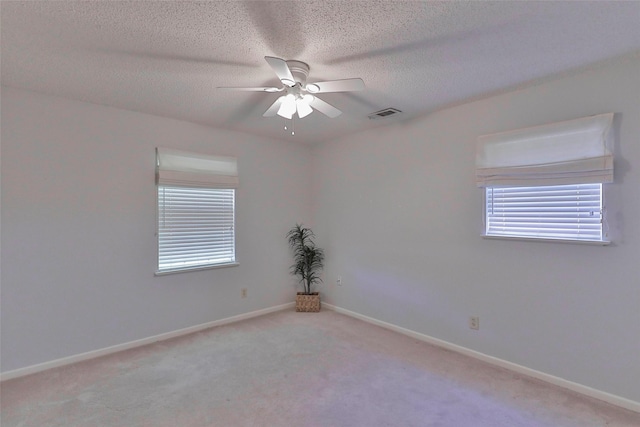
285;60;310;86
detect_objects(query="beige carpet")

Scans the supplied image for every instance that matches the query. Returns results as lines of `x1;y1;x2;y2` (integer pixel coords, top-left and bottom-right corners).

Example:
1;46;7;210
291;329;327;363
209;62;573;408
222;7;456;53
2;309;639;426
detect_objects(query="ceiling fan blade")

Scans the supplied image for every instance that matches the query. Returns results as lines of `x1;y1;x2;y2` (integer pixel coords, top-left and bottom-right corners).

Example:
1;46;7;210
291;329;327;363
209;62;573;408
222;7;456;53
309;97;342;118
311;78;365;93
265;56;296;86
218;86;281;92
263;97;284;117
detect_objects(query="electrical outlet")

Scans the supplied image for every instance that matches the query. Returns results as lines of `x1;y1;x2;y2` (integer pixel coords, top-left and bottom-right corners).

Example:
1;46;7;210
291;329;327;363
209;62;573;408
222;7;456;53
241;288;247;298
469;316;479;330
337;276;342;286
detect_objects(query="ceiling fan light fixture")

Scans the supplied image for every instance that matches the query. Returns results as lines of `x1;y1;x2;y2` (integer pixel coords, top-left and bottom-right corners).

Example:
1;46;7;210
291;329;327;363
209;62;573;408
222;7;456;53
277;94;297;119
296;99;313;118
306;83;320;93
277;108;294;120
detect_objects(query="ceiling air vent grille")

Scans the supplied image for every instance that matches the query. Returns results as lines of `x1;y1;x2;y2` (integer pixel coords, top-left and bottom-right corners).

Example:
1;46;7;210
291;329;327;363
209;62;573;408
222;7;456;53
368;108;402;120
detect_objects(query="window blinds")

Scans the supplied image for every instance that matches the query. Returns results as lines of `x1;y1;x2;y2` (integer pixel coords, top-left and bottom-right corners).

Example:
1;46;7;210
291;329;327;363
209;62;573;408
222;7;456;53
158;186;235;272
476;113;614;187
485;184;603;242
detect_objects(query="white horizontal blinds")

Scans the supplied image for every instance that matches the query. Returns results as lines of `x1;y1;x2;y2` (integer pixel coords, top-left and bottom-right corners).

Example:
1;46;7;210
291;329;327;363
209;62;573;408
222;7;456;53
476;113;614;187
158;186;235;271
156;148;238;188
486;184;603;241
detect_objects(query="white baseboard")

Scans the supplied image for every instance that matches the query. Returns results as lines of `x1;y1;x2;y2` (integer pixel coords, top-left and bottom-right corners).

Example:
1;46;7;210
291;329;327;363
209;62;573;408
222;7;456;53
0;302;295;382
323;303;640;414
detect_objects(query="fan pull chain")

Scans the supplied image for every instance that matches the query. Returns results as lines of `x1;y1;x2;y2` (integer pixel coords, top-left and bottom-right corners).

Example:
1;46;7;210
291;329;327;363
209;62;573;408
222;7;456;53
282;117;295;136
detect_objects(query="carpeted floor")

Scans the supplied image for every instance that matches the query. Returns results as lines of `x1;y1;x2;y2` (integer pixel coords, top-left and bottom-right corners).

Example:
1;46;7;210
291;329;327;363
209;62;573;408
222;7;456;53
2;309;639;426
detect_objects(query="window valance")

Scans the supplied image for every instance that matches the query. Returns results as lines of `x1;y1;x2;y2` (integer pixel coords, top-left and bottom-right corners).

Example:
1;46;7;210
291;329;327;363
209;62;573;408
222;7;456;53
156;148;238;188
476;113;614;187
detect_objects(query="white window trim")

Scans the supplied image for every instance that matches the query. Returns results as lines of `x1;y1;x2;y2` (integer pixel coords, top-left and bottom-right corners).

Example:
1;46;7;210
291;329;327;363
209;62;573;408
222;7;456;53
154;261;239;276
481;235;610;246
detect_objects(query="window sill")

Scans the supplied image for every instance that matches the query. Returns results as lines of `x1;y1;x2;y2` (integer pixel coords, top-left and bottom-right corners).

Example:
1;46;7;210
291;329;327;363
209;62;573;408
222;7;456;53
155;262;239;276
482;235;610;246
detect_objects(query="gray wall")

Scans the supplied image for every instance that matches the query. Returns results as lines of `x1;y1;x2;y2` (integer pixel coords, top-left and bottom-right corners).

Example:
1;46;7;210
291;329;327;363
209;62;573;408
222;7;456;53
1;87;312;372
311;55;640;402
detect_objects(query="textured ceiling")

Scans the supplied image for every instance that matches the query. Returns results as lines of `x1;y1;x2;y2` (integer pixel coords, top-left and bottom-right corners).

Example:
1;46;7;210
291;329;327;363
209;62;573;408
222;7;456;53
2;1;640;144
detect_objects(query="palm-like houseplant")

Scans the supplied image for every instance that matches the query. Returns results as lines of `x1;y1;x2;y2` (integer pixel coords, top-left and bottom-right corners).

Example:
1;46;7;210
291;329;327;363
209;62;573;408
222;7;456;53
287;224;324;311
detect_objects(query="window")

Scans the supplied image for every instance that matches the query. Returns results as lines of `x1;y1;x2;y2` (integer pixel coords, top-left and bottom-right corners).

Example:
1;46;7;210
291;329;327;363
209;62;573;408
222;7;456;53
476;113;613;244
156;148;238;274
158;186;235;272
485;184;604;242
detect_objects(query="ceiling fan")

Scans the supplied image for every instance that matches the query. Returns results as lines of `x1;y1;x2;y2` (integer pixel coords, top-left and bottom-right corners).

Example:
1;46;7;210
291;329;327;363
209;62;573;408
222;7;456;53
218;56;365;119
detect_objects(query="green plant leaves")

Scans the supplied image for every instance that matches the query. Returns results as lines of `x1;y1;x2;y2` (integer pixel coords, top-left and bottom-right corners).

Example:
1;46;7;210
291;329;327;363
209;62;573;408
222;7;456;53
287;224;324;294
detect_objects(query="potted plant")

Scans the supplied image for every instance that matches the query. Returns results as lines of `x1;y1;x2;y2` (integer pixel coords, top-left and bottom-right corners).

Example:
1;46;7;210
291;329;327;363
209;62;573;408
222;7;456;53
287;223;325;312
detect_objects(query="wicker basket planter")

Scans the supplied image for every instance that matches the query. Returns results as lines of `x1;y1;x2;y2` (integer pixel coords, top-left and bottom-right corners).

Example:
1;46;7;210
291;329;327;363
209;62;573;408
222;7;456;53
296;292;321;312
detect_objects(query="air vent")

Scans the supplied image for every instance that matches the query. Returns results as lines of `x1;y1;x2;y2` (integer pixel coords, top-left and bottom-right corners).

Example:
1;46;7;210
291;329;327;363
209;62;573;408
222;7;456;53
368;108;402;120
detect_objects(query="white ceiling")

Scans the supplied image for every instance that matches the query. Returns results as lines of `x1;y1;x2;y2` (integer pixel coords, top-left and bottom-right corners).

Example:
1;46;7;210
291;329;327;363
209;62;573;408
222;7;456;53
2;1;640;145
